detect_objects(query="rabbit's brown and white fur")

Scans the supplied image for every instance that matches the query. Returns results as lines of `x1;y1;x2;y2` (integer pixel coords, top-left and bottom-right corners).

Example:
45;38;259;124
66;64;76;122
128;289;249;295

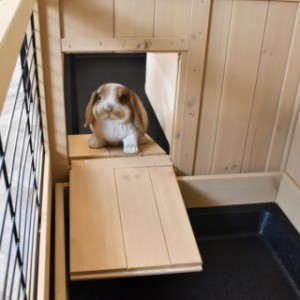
84;83;148;154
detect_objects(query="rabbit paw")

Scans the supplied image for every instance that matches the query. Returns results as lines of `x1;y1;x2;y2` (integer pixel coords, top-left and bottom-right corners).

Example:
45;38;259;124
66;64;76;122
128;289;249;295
124;145;139;154
88;135;106;149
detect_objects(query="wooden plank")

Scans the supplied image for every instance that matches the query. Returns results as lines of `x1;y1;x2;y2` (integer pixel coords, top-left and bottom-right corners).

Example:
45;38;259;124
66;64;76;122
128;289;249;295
72;264;202;280
267;4;300;171
55;183;68;300
194;0;233;175
286;101;300;184
114;0;155;37
154;0;192;37
71;155;172;169
242;2;298;172
68;134;165;159
178;172;281;208
172;0;211;175
149;166;202;266
145;53;179;143
211;0;268;174
0;0;35;112
69;166;127;275
60;0;113;38
115;167;170;269
276;172;300;234
37;154;52;300
61;37;189;53
38;0;69;181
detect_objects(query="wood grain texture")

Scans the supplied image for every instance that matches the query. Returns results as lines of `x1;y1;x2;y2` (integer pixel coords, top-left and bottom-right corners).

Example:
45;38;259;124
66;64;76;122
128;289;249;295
242;2;298;172
69;156;202;279
55;183;68;300
154;0;192;37
60;0;113;38
70;166;127;274
115;167;170;269
194;0;233;174
114;0;155;37
211;0;268;174
149;166;201;265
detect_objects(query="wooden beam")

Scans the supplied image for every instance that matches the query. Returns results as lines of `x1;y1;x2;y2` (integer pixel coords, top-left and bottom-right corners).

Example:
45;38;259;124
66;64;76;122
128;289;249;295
61;37;189;53
178;172;281;208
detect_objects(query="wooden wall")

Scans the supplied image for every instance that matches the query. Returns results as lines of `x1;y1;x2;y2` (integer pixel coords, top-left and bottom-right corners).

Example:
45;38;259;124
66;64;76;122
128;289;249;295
39;0;300;179
194;0;300;175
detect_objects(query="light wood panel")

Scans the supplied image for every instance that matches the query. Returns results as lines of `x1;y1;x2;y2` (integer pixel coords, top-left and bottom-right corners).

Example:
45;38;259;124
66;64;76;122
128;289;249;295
38;0;69;181
194;0;233;174
267;4;300;171
242;2;298;172
114;0;155;37
172;0;211;174
61;37;189;53
178;172;281;208
145;53;179;143
60;0;113;38
115;167;170;269
69;156;202;280
150;167;201;265
55;183;68;300
276;172;300;234
68;134;165;159
154;0;192;37
70;166;127;274
37;154;52;300
211;0;268;174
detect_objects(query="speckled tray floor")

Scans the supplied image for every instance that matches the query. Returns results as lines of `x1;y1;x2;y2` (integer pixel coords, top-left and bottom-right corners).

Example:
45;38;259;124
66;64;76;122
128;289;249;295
67;203;300;300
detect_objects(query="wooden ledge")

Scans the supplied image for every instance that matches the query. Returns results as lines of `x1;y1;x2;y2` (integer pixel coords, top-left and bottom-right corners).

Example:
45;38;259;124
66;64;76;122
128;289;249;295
68;134;166;160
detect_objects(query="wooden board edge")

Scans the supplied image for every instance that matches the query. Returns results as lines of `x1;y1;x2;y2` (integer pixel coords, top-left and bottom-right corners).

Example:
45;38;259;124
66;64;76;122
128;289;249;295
61;38;189;53
178;172;282;208
70;264;202;281
71;154;172;169
37;153;52;300
276;172;300;233
55;183;69;300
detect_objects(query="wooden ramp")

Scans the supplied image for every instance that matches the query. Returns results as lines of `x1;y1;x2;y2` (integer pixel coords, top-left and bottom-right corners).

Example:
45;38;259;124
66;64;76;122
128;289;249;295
69;154;202;280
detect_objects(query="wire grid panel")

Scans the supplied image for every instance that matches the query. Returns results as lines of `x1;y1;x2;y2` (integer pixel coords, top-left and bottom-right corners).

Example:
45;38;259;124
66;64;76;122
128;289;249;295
0;14;45;300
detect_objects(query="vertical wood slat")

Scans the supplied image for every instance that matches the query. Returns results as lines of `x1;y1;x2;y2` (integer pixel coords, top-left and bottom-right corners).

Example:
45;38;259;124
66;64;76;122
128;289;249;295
242;2;298;172
149;166;202;265
211;0;269;174
154;0;193;37
114;0;155;37
38;0;69;181
60;0;113;38
115;167;170;269
173;0;211;175
194;0;233;175
70;166;127;273
267;3;300;171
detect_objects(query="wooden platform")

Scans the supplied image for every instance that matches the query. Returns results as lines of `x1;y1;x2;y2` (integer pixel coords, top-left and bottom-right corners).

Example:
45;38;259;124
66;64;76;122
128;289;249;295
68;134;166;160
69;155;202;280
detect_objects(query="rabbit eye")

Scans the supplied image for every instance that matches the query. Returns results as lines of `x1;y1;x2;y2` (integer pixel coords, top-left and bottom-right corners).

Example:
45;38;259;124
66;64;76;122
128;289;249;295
120;94;129;103
96;95;101;102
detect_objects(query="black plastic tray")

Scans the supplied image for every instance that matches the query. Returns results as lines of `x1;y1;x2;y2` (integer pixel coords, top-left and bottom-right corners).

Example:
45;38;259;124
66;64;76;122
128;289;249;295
68;203;300;300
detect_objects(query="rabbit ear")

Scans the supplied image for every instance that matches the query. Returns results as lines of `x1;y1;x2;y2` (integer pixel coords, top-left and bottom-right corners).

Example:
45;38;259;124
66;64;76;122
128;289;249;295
129;90;148;133
84;91;98;128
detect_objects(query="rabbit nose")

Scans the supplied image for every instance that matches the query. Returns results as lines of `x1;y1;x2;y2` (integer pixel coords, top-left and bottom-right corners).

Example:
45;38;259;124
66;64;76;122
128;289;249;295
104;104;113;112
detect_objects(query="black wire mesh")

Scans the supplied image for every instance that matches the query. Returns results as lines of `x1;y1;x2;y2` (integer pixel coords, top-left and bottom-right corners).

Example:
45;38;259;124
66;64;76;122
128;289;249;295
0;13;45;300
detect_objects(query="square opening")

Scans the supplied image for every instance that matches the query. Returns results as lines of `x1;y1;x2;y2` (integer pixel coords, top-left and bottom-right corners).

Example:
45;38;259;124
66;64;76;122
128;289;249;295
64;52;180;155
